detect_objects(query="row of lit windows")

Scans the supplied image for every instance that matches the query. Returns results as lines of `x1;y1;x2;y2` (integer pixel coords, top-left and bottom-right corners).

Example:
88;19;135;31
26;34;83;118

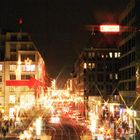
9;95;15;104
10;55;34;62
10;65;35;72
0;65;2;71
21;55;35;61
109;73;118;80
104;52;120;58
9;94;35;104
10;74;34;80
87;52;95;57
9;86;34;92
83;62;119;73
86;52;121;58
10;55;36;62
84;63;95;69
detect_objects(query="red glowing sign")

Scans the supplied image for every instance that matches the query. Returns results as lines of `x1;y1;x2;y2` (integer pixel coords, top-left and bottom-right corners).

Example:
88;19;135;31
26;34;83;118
6;80;29;86
100;25;120;32
6;78;40;87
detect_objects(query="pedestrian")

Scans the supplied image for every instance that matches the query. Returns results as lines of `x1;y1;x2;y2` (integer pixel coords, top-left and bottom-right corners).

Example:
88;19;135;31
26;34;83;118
2;125;7;137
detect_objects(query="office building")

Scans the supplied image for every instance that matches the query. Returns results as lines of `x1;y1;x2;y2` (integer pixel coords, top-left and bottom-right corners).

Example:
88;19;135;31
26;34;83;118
73;33;120;115
119;0;140;106
0;32;46;116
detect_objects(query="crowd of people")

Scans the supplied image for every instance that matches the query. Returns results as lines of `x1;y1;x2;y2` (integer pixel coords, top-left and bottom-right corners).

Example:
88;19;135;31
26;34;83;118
0;109;31;138
0;118;15;137
99;105;131;138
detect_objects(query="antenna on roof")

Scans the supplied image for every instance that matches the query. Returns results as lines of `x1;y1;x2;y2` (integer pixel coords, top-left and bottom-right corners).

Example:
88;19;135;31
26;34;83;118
18;17;23;32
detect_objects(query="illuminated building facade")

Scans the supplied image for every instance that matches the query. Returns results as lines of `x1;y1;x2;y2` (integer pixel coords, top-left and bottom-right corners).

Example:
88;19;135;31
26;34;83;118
119;0;140;106
74;34;120;96
0;33;5;109
73;33;120;116
0;32;46;116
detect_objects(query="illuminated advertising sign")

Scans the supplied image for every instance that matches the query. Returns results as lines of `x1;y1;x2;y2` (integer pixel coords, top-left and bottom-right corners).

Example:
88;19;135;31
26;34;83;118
100;25;120;32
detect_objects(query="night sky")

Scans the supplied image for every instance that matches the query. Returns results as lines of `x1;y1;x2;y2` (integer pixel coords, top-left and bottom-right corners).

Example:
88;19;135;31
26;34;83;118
0;0;127;88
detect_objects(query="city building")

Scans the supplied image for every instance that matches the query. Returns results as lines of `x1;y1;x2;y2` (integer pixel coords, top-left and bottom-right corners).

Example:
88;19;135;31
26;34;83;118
119;0;140;107
0;33;5;61
73;33;120;117
0;31;46;117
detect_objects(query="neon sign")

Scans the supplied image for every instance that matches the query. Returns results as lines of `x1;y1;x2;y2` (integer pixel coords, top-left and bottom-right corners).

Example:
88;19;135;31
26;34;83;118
100;25;120;32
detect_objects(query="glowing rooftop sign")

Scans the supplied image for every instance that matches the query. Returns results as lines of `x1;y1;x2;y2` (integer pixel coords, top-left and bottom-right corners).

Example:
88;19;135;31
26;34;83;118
100;25;120;32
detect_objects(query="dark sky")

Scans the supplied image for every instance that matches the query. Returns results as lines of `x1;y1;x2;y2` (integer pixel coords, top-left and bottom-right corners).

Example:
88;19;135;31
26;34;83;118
0;0;127;88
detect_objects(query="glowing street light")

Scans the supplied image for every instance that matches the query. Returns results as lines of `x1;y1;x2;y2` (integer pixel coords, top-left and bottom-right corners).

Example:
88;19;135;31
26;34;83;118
50;116;60;123
52;79;56;90
36;117;42;136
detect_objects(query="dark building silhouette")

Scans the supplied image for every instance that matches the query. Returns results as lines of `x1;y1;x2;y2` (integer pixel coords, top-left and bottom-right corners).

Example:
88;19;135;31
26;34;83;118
119;0;140;106
73;32;120;116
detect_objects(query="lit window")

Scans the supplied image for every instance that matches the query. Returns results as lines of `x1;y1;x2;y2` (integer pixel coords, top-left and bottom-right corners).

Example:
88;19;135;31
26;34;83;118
92;63;95;69
10;65;16;71
9;87;15;92
25;65;31;71
84;63;87;69
9;108;15;118
0;65;2;71
9;95;16;104
115;74;118;80
109;74;113;79
30;65;35;71
24;58;32;65
24;64;35;71
109;52;113;58
88;63;91;68
115;52;118;58
101;54;104;58
118;52;121;57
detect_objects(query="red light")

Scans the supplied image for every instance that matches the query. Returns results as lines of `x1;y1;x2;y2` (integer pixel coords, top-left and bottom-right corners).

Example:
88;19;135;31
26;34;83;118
6;78;41;87
18;18;23;25
100;25;120;32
